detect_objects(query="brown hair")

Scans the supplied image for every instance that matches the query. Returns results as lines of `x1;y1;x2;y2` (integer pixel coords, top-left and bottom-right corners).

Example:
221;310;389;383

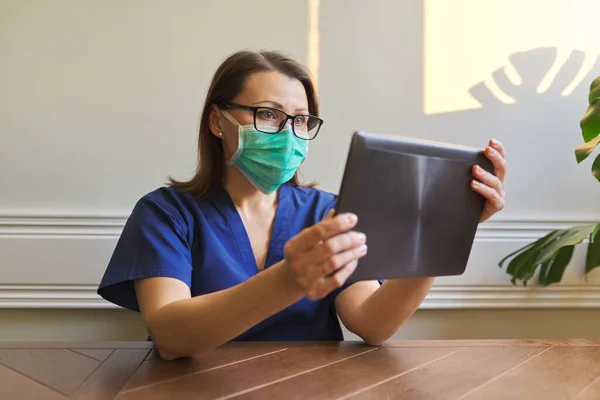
169;50;318;199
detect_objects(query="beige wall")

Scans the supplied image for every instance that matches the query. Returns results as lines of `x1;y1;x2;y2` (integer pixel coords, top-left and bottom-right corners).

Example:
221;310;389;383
1;309;600;342
2;0;600;341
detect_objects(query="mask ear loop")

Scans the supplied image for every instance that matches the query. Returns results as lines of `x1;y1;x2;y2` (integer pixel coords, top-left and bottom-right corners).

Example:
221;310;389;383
220;109;245;166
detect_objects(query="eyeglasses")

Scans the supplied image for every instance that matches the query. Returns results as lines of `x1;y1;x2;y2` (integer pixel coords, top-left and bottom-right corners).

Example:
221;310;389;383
226;102;323;140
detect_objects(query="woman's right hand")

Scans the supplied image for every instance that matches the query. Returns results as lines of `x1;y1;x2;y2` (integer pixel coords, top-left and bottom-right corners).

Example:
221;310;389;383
282;211;368;300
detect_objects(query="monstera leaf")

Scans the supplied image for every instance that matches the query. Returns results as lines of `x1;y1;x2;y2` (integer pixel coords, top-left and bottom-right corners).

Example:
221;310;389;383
586;225;600;274
577;76;600;181
499;224;600;286
500;76;600;285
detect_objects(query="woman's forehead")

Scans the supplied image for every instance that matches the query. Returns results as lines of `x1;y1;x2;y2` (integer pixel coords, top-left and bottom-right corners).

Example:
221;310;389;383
236;71;308;109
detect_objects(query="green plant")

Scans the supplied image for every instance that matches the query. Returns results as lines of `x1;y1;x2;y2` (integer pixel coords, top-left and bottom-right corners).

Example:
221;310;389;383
499;77;600;286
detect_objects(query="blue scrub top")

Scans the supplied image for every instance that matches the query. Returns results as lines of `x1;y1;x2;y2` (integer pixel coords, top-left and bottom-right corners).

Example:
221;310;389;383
97;182;350;341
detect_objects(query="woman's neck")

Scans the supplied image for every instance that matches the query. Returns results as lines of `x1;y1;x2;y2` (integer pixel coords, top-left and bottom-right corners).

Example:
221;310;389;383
222;166;278;212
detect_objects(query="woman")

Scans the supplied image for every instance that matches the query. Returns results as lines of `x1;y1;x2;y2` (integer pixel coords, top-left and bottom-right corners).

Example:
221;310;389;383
97;50;506;360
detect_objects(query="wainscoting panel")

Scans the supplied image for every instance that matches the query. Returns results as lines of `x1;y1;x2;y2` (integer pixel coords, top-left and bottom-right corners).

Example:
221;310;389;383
1;213;598;309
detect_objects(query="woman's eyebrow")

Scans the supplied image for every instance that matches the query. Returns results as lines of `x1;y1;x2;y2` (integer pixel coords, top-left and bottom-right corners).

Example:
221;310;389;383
253;100;283;108
253;100;309;113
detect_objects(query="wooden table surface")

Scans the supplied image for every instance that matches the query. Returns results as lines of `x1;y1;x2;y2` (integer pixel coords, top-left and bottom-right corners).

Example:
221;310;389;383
2;339;600;400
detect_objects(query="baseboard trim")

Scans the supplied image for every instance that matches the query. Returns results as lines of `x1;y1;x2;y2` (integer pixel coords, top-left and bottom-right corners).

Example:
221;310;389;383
0;213;598;239
422;284;600;309
0;285;111;309
2;214;599;309
2;284;600;309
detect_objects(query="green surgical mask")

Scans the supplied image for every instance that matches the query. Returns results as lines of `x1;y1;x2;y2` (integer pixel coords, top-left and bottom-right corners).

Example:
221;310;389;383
221;110;308;194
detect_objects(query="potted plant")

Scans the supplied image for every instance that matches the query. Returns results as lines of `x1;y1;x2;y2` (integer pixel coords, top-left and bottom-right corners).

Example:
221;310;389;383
499;77;600;286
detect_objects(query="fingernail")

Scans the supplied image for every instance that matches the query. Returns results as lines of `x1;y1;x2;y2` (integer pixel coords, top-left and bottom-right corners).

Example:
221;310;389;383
356;232;366;242
361;244;368;254
347;213;358;224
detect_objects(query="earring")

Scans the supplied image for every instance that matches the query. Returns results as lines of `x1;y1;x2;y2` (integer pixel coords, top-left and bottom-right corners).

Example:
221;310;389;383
218;132;223;137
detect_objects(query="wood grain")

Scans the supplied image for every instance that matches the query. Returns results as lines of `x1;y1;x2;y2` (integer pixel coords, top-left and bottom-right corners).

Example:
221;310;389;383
123;344;292;391
0;349;99;395
0;342;155;349
227;346;463;399
116;345;376;400
574;374;600;400
382;339;600;347
71;349;114;362
1;339;597;350
3;340;600;399
0;363;65;400
345;346;549;400
70;349;150;400
460;346;600;399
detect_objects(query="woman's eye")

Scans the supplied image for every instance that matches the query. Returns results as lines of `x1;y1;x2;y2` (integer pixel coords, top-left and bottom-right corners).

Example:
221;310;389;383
258;110;275;120
294;116;307;126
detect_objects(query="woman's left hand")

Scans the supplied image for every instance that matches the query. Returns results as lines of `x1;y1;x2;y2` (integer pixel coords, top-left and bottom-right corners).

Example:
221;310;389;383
471;138;507;223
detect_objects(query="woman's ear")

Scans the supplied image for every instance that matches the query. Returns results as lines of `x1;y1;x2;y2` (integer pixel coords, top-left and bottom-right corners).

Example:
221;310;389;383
208;104;224;139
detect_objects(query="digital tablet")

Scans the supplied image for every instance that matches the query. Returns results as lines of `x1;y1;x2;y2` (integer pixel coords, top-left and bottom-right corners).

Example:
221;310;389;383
334;131;494;282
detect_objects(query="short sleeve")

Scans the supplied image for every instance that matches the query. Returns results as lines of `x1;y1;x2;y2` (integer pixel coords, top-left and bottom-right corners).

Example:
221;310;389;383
97;196;193;311
318;193;338;221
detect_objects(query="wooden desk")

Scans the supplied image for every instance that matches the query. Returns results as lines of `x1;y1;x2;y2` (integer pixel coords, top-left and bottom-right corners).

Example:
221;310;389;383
1;339;600;399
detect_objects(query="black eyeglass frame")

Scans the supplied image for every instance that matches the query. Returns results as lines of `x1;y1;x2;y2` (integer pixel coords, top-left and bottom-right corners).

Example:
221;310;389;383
225;102;324;140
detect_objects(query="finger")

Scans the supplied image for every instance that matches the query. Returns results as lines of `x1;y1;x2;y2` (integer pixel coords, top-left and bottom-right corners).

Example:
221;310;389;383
320;243;368;276
287;213;358;253
489;138;506;158
484;146;507;183
291;233;366;294
307;260;359;300
325;209;335;220
472;165;504;196
300;232;365;285
312;231;367;264
471;180;505;211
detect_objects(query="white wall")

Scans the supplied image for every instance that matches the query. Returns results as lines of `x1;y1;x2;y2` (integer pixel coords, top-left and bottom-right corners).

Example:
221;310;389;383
2;0;600;340
1;0;308;289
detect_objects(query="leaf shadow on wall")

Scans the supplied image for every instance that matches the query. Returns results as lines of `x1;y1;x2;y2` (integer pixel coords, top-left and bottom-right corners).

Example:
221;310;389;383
411;47;600;213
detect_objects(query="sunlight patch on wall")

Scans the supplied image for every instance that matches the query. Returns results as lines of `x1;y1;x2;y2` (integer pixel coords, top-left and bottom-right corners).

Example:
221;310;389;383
424;0;600;115
307;0;320;92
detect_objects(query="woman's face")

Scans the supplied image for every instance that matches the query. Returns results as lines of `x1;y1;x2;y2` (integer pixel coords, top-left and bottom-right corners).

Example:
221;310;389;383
210;71;309;162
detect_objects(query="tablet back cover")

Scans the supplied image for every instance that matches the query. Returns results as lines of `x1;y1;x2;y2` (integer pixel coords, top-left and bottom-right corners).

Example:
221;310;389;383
335;131;493;282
